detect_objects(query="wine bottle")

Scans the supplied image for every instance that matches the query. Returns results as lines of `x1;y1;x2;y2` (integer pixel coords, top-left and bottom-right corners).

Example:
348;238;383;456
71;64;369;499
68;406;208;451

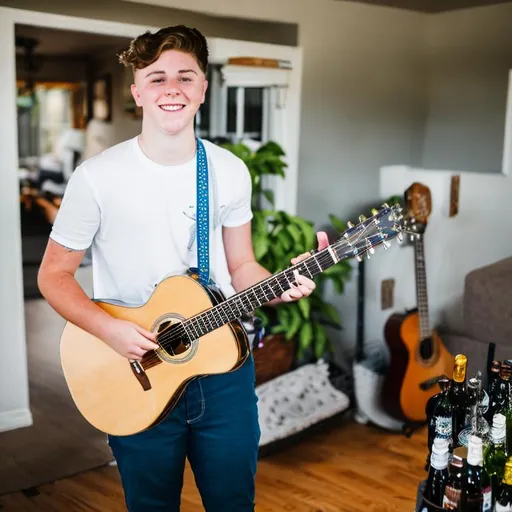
419;437;450;511
442;454;464;510
465;434;492;511
496;457;512;511
450;354;470;448
484;413;508;509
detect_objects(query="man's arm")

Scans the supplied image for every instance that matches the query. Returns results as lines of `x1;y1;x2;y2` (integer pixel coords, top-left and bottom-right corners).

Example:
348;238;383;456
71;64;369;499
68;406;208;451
223;222;329;304
38;240;158;360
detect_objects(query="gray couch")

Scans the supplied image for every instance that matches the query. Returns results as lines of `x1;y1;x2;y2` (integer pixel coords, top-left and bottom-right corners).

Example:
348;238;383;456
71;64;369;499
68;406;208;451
442;256;512;381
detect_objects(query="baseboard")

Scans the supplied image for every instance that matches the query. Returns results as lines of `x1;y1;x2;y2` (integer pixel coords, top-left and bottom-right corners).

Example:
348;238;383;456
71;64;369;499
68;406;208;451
0;408;33;433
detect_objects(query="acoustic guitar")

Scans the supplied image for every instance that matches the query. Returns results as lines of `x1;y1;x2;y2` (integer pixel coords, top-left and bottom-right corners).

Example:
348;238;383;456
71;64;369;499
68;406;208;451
60;204;403;436
381;184;453;424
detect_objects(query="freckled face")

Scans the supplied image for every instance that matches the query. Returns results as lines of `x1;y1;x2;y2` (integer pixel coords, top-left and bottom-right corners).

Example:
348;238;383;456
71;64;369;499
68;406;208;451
131;50;208;136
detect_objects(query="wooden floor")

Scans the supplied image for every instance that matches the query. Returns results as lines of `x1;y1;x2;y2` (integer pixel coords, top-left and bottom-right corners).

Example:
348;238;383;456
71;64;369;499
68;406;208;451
0;417;427;511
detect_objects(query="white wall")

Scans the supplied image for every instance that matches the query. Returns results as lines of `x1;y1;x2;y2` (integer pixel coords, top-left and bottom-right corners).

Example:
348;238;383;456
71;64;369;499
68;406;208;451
422;3;512;173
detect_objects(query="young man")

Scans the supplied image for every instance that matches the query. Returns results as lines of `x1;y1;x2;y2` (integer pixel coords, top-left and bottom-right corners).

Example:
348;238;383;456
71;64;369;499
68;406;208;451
38;25;328;511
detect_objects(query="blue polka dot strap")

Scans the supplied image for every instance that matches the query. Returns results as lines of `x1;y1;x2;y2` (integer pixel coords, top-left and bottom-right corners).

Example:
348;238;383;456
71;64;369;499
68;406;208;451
196;138;210;286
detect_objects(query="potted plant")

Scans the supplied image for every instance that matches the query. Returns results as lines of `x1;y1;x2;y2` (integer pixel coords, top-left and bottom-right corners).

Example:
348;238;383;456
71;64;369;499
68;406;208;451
222;141;353;384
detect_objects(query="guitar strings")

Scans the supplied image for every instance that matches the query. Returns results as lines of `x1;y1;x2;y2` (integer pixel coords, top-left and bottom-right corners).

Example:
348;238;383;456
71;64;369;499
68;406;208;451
142;217;394;365
154;220;384;353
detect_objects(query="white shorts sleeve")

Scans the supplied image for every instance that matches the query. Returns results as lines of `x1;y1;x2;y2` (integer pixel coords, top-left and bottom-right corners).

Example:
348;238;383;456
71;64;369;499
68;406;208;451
223;161;253;228
50;164;100;250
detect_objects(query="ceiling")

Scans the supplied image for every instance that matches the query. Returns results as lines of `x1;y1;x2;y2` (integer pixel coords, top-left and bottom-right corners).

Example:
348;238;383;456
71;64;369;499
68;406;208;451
342;0;512;13
15;24;131;57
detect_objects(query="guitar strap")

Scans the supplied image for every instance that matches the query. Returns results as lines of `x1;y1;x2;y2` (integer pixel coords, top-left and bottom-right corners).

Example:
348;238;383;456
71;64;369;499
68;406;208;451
196;138;210;286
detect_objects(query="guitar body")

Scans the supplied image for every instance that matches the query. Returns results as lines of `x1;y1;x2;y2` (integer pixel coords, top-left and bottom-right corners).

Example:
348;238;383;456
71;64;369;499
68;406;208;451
60;272;249;437
382;309;453;423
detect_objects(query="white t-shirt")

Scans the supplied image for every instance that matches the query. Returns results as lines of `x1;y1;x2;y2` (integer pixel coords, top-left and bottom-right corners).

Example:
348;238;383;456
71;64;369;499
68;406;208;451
50;136;253;305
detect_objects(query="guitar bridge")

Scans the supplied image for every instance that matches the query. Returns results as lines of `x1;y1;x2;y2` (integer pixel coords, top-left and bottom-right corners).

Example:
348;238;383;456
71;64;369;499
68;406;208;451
129;360;152;391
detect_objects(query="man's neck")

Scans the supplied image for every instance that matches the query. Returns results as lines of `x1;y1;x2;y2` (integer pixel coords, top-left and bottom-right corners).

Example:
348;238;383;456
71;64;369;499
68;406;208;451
138;124;197;166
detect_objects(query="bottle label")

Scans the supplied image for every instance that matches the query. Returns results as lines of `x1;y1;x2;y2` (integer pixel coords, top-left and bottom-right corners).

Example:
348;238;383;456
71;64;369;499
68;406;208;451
482;486;492;511
458;427;471;448
443;487;462;508
435;416;452;440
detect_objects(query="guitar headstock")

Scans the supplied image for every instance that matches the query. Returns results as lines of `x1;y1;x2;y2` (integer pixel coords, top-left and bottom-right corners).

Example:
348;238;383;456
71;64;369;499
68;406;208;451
404;182;432;237
333;203;405;262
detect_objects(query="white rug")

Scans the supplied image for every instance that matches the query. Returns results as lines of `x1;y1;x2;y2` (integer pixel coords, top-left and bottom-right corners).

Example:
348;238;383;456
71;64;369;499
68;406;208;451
256;360;350;447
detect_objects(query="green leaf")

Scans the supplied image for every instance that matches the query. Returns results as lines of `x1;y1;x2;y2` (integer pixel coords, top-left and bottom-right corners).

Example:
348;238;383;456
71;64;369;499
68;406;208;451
329;214;347;234
262;189;275;207
285;306;302;340
314;322;328;360
297;297;311;320
290;216;315;250
299;322;314;351
276;228;294;252
286;224;302;245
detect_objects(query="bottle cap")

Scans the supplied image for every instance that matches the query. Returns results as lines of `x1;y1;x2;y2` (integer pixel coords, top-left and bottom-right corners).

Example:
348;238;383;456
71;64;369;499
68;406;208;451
453;354;467;383
431;437;449;470
492;413;507;444
467;435;483;466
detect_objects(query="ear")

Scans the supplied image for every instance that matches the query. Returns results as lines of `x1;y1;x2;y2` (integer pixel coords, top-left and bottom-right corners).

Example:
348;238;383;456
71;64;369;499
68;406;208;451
200;80;208;105
131;83;142;108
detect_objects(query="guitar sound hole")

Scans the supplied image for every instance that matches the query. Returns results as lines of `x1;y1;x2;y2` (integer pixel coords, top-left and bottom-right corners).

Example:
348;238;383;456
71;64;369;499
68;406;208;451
157;321;190;356
419;337;433;360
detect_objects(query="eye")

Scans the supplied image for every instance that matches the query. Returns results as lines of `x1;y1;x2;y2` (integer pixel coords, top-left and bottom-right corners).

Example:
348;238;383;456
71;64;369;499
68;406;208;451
179;77;193;83
152;78;165;84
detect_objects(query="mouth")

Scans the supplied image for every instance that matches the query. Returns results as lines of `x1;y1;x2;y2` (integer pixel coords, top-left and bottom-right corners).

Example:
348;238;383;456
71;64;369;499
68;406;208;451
159;104;186;112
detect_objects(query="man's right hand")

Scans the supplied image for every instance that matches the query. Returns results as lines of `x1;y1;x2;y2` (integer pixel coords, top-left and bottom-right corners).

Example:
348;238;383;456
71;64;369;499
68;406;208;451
102;319;160;360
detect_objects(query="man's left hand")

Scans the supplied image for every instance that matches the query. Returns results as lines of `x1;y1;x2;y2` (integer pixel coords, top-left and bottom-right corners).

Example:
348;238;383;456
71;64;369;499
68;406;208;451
280;231;330;303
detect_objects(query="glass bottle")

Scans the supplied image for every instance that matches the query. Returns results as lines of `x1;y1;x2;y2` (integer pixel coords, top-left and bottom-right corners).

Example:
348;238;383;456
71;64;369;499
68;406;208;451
496;458;512;511
419;437;450;511
442;454;464;510
427;378;454;458
450;354;470;448
484;413;508;509
465;434;492;511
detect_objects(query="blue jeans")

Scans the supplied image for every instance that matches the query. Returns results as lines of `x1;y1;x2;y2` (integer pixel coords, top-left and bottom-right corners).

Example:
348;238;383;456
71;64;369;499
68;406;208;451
108;355;260;512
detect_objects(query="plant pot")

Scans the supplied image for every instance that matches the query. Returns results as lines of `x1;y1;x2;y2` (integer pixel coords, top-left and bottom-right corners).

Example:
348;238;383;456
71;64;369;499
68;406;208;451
253;334;296;386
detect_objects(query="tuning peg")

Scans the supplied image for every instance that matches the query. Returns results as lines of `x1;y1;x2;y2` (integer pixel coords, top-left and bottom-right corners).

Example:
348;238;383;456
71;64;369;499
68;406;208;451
397;232;404;243
347;221;354;228
366;252;371;260
355;254;363;262
382;202;390;208
371;208;378;216
382;241;391;250
358;215;367;223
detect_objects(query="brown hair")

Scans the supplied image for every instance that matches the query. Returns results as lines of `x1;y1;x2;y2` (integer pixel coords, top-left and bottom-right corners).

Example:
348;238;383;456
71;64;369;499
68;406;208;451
118;25;209;74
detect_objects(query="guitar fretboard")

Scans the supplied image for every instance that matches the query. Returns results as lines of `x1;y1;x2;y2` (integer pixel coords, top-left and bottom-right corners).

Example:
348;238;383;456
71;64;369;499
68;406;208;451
181;251;332;340
414;236;430;341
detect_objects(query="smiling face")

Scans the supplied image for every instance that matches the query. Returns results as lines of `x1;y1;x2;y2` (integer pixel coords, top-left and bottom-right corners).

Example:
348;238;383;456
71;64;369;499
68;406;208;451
131;49;208;136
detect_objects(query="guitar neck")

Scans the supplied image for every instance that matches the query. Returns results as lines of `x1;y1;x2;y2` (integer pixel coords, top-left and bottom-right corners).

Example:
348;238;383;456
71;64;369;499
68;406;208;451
414;236;430;340
180;247;338;340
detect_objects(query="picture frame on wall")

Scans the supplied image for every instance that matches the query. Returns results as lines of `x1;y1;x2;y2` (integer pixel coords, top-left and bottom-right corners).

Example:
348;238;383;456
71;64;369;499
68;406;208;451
91;74;112;123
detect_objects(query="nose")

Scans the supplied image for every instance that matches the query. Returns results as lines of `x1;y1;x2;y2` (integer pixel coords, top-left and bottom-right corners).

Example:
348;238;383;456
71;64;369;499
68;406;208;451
165;80;181;96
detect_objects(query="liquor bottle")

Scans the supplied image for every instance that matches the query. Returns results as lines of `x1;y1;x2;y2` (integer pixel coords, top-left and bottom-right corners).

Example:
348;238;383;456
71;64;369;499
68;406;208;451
490;362;512;421
468;374;491;448
465;434;492;511
496;458;512;511
427;378;454;458
442;454;464;510
486;360;501;424
450;354;470;448
419;437;450;511
484;413;508;508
